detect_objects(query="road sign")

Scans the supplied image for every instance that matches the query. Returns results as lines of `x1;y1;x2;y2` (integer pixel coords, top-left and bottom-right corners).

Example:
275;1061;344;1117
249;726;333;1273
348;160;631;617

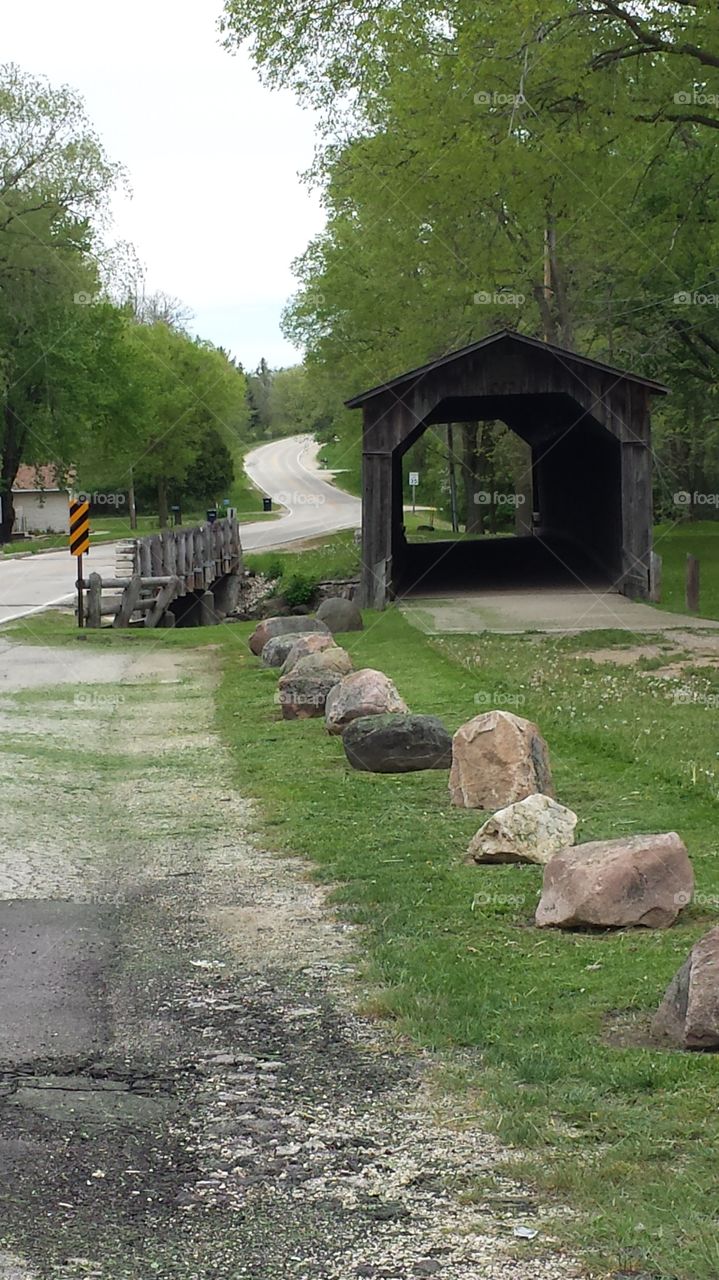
409;471;419;487
69;498;90;557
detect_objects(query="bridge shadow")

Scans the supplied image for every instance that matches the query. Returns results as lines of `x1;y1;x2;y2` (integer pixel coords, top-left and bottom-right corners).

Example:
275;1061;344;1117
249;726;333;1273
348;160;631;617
397;534;611;598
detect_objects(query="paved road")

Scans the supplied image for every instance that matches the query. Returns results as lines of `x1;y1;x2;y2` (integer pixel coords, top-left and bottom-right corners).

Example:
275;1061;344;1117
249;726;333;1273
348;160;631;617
241;433;361;550
0;436;361;625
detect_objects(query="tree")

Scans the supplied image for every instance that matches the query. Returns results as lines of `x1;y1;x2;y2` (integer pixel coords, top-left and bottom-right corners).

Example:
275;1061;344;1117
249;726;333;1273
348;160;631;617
0;63;125;539
181;426;235;507
225;0;719;520
124;323;248;526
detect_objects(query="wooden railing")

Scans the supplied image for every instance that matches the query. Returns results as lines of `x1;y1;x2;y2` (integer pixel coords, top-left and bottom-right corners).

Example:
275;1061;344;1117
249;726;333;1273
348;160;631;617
81;516;243;628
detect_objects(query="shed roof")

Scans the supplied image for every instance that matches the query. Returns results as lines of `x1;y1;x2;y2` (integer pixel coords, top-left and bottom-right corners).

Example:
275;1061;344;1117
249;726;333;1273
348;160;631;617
12;465;65;493
345;329;670;408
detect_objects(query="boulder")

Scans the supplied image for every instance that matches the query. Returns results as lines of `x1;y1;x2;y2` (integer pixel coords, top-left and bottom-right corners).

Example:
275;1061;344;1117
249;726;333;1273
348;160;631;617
342;713;452;773
261;633;319;668
248;615;330;656
652;926;719;1049
316;596;364;634
279;632;337;674
292;647;353;679
276;670;343;719
325;669;408;736
466;794;578;865
449;710;553;810
535;832;693;930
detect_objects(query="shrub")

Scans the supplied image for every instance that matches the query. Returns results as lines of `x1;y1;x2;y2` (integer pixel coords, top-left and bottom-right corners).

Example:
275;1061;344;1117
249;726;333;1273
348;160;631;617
264;557;285;581
281;572;317;608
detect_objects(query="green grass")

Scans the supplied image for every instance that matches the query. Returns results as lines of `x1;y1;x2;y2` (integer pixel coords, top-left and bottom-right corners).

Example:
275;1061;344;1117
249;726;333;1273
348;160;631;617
211;610;719;1279
245;529;361;581
317;437;362;495
653;520;719;620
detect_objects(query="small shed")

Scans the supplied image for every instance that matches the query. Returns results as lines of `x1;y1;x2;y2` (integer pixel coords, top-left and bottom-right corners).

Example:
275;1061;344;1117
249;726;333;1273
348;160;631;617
346;330;668;608
12;465;70;535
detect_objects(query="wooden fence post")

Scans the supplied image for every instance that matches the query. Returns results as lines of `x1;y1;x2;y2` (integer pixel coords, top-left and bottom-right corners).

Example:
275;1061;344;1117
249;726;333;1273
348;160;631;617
86;573;103;628
649;551;662;604
686;554;700;613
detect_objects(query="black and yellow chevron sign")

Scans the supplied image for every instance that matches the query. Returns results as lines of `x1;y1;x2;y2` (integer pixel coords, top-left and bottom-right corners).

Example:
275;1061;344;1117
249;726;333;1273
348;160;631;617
69;498;90;557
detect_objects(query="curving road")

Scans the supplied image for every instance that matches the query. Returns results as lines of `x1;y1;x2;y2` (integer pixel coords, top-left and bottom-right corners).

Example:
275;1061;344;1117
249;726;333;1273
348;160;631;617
241;434;361;550
0;436;361;624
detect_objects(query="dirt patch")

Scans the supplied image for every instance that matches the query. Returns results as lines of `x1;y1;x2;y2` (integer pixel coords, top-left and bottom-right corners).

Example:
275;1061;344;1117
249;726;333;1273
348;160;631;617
576;632;719;676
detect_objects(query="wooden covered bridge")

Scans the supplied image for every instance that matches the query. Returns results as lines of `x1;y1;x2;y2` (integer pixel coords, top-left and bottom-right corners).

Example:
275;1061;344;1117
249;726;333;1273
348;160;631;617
347;330;668;609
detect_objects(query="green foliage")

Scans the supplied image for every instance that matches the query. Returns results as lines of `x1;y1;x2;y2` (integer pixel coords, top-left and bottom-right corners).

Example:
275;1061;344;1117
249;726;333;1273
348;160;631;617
280;571;317;607
263;557;285;581
225;0;719;520
0;62;129;537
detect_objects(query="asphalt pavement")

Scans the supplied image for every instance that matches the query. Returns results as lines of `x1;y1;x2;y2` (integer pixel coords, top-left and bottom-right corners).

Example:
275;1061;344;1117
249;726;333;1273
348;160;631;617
0;436;361;625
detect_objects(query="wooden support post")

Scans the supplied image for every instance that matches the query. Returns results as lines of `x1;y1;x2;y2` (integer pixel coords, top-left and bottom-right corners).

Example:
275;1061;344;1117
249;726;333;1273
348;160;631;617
686;554;700;613
199;589;217;627
86;573;103;628
649;551;662;604
145;576;180;628
113;573;142;628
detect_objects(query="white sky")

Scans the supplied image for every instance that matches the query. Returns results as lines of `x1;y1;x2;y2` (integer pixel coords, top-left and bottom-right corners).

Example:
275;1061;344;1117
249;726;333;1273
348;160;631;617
2;0;324;368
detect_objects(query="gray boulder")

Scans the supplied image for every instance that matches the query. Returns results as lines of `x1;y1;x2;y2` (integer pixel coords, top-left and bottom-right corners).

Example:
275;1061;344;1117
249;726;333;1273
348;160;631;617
342;714;452;773
316;596;364;634
261;633;317;667
249;615;330;656
652;925;719;1049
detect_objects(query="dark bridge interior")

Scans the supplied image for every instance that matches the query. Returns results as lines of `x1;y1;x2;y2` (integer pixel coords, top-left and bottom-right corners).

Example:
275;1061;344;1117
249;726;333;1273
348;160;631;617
348;332;667;610
396;391;622;596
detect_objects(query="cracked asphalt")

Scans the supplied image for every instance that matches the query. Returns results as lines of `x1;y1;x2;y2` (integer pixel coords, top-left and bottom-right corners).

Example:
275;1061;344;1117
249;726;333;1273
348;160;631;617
0;638;585;1280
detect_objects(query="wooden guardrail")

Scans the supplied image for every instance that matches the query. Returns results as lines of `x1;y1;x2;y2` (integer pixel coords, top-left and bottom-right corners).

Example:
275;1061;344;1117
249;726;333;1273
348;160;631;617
80;516;243;628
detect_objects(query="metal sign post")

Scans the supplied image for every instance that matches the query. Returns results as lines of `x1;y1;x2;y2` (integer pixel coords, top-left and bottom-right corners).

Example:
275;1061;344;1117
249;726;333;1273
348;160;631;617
69;498;90;628
408;471;419;514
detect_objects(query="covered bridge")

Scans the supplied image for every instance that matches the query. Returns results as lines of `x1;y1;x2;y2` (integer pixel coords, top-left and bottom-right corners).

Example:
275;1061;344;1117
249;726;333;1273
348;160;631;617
346;330;668;609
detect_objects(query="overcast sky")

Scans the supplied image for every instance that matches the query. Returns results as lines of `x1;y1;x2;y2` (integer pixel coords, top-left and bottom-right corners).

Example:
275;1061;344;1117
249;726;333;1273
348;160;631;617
3;0;323;369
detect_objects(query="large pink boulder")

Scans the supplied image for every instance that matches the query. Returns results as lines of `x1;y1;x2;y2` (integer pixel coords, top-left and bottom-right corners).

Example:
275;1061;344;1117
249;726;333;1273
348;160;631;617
280;632;337;674
449;710;553;810
536;832;693;930
324;669;408;736
652;926;719;1049
248;615;329;656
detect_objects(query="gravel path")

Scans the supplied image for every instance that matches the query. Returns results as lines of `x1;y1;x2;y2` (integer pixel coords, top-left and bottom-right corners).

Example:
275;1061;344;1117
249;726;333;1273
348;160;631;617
0;640;587;1279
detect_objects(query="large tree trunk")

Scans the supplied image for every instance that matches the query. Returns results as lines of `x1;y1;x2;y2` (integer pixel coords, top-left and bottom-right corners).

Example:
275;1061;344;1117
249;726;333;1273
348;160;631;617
157;476;169;529
0;405;25;543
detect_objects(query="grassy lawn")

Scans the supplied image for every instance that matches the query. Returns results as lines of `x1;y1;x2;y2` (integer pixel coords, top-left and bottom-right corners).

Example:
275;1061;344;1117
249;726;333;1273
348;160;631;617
654;520;719;620
245;529;361;581
211;610;719;1280
5;546;719;1276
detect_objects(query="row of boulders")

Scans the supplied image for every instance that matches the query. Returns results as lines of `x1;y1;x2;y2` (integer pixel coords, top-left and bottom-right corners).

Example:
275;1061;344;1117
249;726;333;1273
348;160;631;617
247;604;717;1051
